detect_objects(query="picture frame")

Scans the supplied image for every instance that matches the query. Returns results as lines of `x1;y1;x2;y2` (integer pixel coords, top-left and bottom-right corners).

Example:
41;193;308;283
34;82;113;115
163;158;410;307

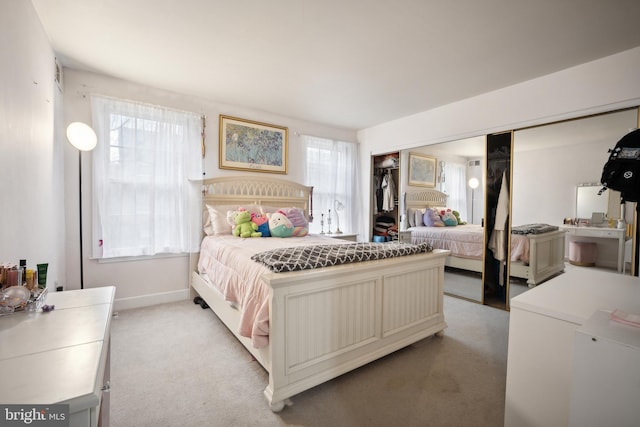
408;153;437;187
219;115;288;174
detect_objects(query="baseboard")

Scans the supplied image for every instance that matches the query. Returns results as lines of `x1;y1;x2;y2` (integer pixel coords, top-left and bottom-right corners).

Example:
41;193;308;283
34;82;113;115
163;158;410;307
114;288;190;311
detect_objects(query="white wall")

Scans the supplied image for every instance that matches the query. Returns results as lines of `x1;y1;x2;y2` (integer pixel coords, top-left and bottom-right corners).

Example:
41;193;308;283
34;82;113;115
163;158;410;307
63;69;357;307
358;47;640;239
0;1;66;290
512;141;614;226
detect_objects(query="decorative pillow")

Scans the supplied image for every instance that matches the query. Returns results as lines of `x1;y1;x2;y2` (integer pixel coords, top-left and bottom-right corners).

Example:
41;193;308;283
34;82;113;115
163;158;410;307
423;208;445;227
439;209;458;226
276;207;309;236
268;211;295;237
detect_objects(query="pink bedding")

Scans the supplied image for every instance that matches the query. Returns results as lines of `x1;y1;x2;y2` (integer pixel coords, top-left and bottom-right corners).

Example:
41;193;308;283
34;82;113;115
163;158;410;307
197;234;347;348
409;224;530;263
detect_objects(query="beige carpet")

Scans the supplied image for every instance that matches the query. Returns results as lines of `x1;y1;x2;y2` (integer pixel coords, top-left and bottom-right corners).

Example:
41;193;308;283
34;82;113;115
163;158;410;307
110;295;509;427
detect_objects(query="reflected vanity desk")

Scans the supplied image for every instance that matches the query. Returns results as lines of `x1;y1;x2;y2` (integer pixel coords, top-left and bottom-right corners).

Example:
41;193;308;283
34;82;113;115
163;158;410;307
559;225;626;272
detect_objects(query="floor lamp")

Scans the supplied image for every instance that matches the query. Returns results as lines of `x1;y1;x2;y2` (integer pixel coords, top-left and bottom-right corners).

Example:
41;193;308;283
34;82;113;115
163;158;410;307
468;177;479;224
66;122;97;289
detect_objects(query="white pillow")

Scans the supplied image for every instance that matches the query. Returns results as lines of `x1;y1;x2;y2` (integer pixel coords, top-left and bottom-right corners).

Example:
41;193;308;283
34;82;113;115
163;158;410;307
407;208;416;227
204;204;259;236
414;208;426;227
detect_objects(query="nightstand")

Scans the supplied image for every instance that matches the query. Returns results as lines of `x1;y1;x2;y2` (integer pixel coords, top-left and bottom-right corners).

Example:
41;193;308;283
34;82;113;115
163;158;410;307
0;286;115;427
399;230;412;243
321;233;358;242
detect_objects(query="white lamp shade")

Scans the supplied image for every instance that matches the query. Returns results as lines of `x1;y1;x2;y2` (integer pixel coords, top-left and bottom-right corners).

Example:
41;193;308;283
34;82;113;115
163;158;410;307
468;177;479;189
66;122;97;151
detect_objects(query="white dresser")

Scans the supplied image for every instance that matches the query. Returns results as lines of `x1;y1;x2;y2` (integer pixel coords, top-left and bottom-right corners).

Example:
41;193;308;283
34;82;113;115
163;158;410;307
504;269;640;427
0;287;115;427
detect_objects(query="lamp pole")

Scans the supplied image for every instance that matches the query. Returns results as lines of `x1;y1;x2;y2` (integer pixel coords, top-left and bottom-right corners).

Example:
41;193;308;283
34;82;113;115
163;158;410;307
468;177;479;224
66;122;97;289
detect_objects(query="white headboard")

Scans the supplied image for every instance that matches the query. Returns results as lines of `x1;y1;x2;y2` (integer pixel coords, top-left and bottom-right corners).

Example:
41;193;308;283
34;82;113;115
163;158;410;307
201;175;314;221
405;189;448;209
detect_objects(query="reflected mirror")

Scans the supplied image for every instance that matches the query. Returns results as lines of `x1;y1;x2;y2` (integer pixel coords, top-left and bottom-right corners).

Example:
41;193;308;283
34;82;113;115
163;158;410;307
576;184;608;221
400;107;638;305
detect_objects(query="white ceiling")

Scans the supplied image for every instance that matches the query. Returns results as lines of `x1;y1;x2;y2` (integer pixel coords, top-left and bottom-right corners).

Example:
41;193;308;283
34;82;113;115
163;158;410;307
31;0;640;130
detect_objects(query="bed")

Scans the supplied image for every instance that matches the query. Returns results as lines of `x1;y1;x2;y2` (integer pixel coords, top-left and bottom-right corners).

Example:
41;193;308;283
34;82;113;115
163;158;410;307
405;190;565;286
189;176;449;411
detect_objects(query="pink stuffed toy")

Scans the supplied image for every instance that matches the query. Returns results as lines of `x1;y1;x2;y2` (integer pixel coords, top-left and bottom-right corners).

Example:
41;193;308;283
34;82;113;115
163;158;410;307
251;212;270;237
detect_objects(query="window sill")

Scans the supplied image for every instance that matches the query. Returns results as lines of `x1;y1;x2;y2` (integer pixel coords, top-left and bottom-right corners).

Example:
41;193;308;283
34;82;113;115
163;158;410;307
92;253;189;264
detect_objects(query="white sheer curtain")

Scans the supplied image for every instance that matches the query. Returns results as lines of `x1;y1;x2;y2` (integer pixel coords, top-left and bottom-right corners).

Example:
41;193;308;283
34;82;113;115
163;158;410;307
444;162;469;222
91;96;202;258
303;136;360;235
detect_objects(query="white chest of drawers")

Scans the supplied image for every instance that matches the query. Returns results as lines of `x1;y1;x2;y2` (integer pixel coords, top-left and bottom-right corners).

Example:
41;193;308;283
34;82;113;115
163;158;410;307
0;287;115;427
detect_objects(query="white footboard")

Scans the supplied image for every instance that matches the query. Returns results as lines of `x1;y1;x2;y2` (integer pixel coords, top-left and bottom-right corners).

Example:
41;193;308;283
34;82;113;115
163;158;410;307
262;249;449;410
524;230;565;286
191;249;449;411
443;231;566;287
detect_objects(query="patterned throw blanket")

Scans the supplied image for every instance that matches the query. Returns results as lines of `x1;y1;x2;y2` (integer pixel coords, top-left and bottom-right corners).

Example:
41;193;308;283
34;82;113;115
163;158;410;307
251;242;433;273
511;223;559;235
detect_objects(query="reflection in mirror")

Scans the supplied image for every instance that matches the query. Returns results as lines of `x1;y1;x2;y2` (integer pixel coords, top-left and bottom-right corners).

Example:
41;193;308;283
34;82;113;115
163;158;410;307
512;109;637;226
513;108;638;283
403;107;639;304
400;137;485;303
576;184;608;221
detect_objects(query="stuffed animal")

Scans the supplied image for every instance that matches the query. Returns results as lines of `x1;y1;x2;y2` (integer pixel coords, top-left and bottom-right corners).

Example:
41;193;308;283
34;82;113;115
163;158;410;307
226;209;241;232
233;210;262;238
277;208;309;236
440;209;458;226
452;210;467;225
423;208;445;227
268;211;294;237
251;212;270;237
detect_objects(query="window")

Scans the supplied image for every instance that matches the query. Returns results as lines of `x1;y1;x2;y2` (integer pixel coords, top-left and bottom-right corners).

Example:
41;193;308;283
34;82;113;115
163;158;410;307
443;162;468;217
91;96;202;258
303;135;360;235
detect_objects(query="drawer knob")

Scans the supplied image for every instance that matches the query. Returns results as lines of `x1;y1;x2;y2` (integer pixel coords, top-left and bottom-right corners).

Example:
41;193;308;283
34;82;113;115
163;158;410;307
101;381;111;392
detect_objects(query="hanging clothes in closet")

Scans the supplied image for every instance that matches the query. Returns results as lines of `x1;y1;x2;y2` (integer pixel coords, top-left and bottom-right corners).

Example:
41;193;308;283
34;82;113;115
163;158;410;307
488;169;510;286
381;169;396;212
373;170;381;215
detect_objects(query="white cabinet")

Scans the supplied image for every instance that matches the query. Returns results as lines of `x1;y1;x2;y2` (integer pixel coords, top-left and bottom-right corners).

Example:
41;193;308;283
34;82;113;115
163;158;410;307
569;310;640;427
0;287;115;427
504;269;640;427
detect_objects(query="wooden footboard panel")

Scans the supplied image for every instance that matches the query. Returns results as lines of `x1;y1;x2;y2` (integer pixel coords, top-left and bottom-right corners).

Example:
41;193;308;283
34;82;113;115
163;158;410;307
442;230;566;286
263;250;449;409
526;230;565;285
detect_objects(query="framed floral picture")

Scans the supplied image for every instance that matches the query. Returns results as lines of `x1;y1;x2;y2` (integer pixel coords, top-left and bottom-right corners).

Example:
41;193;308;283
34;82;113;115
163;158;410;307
219;115;288;174
408;153;437;187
